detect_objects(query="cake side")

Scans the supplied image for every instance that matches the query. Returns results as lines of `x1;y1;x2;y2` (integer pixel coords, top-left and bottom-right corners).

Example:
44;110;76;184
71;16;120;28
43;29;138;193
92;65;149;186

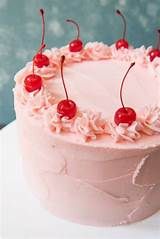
15;107;160;226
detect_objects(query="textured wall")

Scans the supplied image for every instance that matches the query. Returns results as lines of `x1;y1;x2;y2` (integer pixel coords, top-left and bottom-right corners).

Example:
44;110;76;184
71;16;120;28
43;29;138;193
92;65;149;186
0;0;160;126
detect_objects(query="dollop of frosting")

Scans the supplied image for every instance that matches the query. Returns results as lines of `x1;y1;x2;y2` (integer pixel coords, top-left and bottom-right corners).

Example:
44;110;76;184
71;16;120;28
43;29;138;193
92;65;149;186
138;106;160;135
14;85;55;116
73;110;108;141
59;45;83;63
109;121;141;143
44;47;61;68
111;45;150;67
82;42;112;61
26;61;59;80
107;106;160;142
44;105;75;133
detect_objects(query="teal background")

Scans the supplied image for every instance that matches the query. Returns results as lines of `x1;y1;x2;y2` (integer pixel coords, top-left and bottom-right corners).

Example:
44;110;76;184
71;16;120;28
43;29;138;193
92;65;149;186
0;0;160;127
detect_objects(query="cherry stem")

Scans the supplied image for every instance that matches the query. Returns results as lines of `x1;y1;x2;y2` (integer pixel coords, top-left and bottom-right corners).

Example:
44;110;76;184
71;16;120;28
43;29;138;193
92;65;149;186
60;55;69;100
116;9;127;39
37;43;46;54
32;43;46;73
40;8;45;54
156;29;160;49
120;62;135;110
66;19;80;40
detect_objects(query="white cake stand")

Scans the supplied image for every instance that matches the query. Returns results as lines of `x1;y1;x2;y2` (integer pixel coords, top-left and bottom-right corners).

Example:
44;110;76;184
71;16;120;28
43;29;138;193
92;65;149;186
0;121;160;239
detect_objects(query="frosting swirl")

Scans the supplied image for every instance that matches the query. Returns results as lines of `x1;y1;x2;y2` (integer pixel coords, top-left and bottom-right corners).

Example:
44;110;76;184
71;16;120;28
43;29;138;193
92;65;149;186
44;105;75;133
138;106;160;135
73;110;108;141
26;61;59;80
82;42;112;60
109;121;141;143
14;85;55;115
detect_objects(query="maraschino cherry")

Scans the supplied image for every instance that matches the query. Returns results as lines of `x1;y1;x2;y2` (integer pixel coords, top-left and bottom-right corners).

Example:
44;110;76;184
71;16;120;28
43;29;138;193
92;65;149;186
33;9;49;68
66;19;83;52
114;62;136;125
148;29;160;62
24;59;42;92
116;9;129;49
57;55;77;119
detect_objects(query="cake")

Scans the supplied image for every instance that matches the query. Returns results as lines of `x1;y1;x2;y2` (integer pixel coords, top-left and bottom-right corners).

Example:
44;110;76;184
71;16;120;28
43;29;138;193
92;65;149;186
14;9;160;227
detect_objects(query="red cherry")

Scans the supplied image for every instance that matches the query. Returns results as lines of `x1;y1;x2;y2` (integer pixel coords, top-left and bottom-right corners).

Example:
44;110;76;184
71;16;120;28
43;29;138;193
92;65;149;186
149;49;160;62
57;55;77;119
148;29;160;62
116;39;129;49
34;53;49;68
57;99;77;119
69;39;83;52
114;107;136;125
34;9;49;68
66;19;83;52
114;62;136;125
24;74;42;92
116;9;129;49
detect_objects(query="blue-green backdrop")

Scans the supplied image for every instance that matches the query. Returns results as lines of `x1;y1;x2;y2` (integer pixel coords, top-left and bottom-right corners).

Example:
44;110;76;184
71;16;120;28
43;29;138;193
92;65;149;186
0;0;160;127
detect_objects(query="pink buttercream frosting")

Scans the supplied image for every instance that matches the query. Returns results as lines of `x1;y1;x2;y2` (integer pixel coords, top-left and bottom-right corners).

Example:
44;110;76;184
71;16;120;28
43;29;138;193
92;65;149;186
14;42;160;142
108;107;160;142
138;106;160;135
110;45;148;65
72;110;108;141
43;105;160;142
82;42;112;60
44;107;108;141
44;105;75;133
109;121;141;143
14;84;55;116
26;61;59;80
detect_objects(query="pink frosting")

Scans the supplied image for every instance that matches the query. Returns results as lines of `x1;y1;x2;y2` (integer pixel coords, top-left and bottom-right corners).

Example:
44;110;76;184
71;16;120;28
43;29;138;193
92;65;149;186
45;42;112;64
82;42;112;60
73;110;108;141
14;86;55;116
42;105;160;142
44;105;75;133
58;45;84;63
17;110;160;226
108;107;160;142
138;106;160;135
110;45;152;67
26;61;59;80
109;121;141;143
14;42;160;142
44;107;108;141
44;47;61;66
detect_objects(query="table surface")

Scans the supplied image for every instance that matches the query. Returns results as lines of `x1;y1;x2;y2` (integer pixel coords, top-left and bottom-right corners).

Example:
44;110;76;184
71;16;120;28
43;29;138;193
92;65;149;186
0;121;160;239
